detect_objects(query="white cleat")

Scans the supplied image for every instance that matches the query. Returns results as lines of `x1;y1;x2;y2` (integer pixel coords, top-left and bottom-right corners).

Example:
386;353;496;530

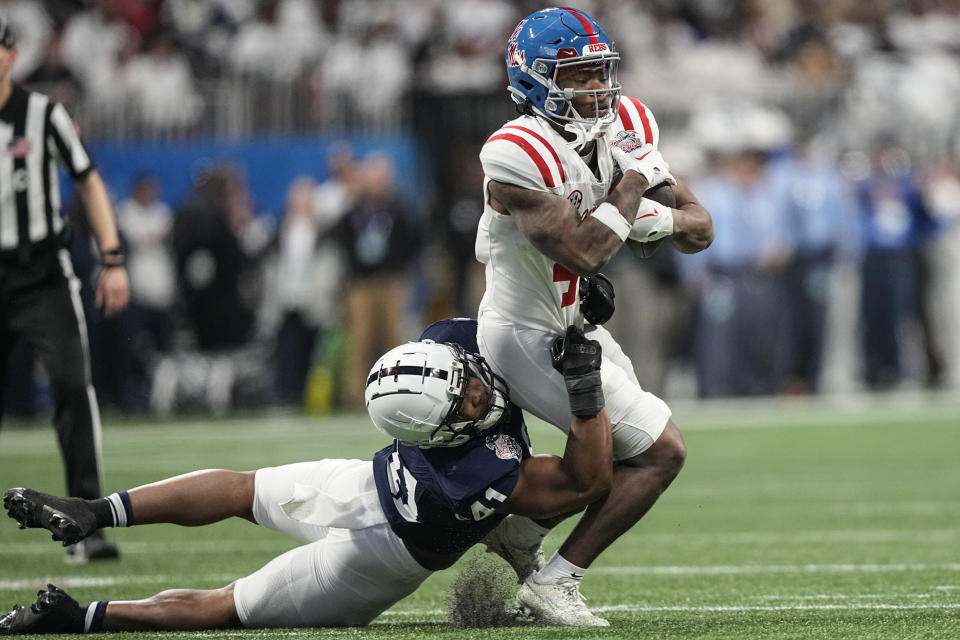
516;577;610;627
482;524;546;583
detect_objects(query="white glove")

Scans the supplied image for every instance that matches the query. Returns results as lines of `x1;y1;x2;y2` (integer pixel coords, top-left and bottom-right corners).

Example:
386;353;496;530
609;131;674;188
629;197;674;243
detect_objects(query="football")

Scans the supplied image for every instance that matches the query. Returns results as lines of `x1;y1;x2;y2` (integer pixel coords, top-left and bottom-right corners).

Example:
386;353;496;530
644;181;676;208
636;182;675;258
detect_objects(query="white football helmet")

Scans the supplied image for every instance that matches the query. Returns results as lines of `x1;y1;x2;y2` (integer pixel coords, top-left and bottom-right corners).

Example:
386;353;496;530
365;341;509;448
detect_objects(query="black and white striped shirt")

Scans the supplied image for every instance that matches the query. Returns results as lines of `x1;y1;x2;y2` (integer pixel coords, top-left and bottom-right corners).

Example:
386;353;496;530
0;85;92;252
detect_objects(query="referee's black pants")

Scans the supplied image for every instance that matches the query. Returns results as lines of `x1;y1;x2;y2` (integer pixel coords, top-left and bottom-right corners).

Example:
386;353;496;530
0;247;103;500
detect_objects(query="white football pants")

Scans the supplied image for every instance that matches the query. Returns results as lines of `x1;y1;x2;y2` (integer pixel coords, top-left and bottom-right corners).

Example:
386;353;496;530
233;460;431;628
478;310;671;461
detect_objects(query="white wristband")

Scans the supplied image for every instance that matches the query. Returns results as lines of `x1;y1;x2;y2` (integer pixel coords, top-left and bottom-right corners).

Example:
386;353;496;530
590;202;631;242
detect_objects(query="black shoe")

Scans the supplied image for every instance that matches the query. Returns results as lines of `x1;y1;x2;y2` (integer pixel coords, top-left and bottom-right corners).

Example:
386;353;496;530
64;530;119;564
0;584;85;635
3;488;98;546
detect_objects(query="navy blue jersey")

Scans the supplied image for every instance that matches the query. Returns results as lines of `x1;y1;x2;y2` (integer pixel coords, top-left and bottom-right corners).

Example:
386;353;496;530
372;318;532;555
418;317;482;353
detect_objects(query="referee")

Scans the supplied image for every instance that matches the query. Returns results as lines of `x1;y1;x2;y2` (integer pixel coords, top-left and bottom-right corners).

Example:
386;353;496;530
0;18;129;561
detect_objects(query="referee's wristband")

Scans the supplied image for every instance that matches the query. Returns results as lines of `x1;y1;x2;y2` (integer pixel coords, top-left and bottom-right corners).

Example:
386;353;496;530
100;246;125;268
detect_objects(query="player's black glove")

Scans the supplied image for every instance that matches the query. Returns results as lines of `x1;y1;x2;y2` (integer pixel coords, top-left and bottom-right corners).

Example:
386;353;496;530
550;325;604;418
579;273;615;325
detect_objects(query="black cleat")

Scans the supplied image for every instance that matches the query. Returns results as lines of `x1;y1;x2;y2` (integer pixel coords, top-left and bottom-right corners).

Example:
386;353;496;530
0;584;85;635
3;488;98;547
64;530;119;564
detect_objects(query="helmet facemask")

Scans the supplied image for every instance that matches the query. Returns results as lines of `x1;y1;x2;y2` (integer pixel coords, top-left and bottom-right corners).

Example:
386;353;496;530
428;347;510;448
366;341;510;449
513;52;621;150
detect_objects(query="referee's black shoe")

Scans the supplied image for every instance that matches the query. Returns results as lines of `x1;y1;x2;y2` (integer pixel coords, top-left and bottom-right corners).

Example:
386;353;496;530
3;488;98;546
0;584;85;635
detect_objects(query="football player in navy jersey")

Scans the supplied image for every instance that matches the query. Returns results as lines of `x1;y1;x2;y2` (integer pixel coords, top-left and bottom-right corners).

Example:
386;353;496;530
1;319;613;633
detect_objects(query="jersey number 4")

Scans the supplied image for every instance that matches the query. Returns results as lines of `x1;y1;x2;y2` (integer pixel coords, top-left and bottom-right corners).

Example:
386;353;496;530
464;487;509;521
553;264;578;308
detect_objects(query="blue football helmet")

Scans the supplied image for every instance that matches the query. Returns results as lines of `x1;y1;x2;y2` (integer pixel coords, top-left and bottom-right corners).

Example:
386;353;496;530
506;7;621;147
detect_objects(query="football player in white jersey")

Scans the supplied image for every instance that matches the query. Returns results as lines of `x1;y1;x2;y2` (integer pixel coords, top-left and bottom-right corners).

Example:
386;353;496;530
475;7;715;624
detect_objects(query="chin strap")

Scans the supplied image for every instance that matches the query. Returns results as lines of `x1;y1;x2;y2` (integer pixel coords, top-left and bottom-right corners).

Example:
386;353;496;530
563;120;608;151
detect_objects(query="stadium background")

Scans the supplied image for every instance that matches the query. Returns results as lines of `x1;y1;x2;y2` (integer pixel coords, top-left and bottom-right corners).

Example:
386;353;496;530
3;0;960;416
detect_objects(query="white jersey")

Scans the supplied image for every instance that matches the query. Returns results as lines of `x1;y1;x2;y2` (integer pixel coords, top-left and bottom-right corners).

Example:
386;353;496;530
476;96;660;333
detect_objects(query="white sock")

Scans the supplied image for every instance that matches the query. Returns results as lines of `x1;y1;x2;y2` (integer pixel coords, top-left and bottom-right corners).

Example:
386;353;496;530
104;492;132;527
532;551;587;584
500;515;550;549
84;601;109;632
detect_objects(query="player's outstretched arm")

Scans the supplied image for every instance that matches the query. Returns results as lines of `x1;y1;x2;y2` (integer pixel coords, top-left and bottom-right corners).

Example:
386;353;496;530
670;178;714;253
499;327;613;519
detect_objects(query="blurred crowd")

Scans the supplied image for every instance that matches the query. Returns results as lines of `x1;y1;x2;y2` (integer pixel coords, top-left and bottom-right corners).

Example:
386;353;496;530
611;108;957;400
3;0;960;416
7;0;960;149
6;0;960;162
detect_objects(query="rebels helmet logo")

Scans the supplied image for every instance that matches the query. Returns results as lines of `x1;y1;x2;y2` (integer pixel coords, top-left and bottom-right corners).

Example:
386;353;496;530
509;19;526;42
567;190;583;210
507;41;525;67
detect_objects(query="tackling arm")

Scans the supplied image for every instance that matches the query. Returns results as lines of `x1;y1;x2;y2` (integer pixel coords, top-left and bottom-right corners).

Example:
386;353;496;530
499;411;613;519
497;327;613;519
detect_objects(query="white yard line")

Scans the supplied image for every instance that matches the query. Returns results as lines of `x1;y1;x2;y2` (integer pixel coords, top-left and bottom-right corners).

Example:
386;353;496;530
3;528;956;556
753;594;893;600
3;562;958;592
0;539;292;555
590;563;960;575
3;576;957;625
638;529;960;543
0;574;241;591
376;602;960;617
2;390;958;454
592;603;960;613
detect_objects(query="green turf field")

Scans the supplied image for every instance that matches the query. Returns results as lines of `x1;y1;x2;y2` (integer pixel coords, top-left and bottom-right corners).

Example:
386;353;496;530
1;393;958;639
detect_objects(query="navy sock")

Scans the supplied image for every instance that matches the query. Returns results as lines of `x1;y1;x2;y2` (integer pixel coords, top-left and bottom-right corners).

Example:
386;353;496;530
84;601;109;632
88;492;134;528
